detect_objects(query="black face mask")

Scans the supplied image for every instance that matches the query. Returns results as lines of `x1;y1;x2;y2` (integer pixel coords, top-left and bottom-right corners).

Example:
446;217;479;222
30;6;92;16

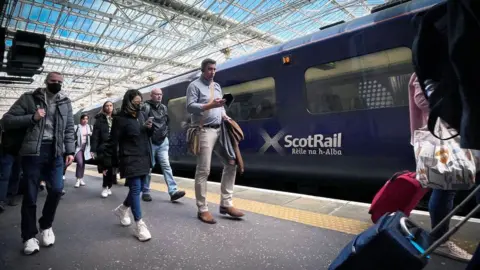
47;83;62;94
132;103;141;111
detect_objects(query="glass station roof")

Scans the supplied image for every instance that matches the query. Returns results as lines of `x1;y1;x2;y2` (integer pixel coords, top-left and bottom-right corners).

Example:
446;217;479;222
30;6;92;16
0;0;387;115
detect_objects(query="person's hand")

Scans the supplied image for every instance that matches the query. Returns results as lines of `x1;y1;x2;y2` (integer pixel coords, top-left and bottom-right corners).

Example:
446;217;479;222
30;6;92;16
91;152;95;159
103;169;107;176
34;108;46;121
223;115;231;121
145;120;153;129
65;155;74;166
206;98;225;109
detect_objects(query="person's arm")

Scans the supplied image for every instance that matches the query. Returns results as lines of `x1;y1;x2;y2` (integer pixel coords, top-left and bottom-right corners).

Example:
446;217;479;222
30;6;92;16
63;101;75;156
412;75;430;113
110;117;120;168
90;120;101;153
2;94;37;130
219;85;230;120
186;83;205;115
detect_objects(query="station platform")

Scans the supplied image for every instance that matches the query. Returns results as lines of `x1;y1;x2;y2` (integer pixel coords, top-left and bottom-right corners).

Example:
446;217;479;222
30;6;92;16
0;164;477;270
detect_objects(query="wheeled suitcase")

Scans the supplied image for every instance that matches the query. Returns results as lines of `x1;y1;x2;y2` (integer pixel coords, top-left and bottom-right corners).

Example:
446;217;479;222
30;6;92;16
369;171;429;223
329;184;480;270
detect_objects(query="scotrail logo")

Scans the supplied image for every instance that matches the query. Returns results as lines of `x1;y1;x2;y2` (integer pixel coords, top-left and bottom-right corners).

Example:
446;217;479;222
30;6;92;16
259;129;343;156
259;129;287;155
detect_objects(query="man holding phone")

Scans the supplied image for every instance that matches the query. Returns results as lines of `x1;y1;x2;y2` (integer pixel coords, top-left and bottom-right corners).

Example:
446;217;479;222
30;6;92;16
141;88;186;202
186;58;244;224
2;72;75;255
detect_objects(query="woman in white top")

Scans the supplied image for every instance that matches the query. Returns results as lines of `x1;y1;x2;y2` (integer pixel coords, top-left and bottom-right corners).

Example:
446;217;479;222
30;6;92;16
73;114;93;188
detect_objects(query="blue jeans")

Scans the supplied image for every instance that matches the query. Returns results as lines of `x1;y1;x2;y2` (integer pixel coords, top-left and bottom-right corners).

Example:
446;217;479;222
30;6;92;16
21;143;64;242
428;189;456;241
143;138;178;196
0;153;21;202
123;176;145;221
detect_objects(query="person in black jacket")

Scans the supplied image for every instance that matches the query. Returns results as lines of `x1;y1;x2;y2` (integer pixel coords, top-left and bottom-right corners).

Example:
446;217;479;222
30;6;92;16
112;89;153;242
2;72;75;255
90;101;116;198
141;88;185;202
0;119;23;211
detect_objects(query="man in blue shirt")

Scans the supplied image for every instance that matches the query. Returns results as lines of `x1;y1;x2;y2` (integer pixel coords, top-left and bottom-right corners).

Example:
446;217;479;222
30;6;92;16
186;58;245;224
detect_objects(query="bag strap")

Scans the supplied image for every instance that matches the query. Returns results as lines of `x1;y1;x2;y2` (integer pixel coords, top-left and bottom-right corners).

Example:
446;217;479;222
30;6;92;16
198;82;215;128
427;104;459;140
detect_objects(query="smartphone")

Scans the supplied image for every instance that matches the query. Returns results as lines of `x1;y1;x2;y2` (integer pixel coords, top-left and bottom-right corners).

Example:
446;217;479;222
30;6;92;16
148;116;154;122
223;93;234;108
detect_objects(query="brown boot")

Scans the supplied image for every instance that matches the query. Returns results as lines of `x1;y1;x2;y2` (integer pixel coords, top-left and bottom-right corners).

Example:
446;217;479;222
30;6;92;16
197;211;217;224
219;206;245;218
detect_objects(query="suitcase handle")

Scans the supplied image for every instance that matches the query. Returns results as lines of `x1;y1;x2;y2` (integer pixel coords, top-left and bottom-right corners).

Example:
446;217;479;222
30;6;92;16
420;184;480;259
399;217;415;239
430;184;480;235
399;217;426;239
421;203;480;258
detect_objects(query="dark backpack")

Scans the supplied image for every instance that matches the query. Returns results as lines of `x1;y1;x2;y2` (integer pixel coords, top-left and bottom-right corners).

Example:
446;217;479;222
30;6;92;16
412;0;480;149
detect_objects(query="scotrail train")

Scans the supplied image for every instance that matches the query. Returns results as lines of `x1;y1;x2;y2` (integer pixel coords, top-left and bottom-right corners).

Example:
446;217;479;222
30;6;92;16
76;0;446;193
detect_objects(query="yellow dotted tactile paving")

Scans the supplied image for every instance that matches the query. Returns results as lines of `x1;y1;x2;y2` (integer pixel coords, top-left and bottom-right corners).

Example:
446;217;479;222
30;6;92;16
76;168;477;253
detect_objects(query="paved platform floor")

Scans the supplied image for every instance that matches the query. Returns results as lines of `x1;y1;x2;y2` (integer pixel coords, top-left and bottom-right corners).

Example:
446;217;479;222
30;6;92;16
0;170;471;270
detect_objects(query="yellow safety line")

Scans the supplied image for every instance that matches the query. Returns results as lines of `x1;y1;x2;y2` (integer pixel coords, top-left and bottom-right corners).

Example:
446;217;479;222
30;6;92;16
75;168;478;253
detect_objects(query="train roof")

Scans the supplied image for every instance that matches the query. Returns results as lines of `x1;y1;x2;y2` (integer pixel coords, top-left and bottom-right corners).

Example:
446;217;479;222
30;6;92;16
139;0;442;90
216;0;442;72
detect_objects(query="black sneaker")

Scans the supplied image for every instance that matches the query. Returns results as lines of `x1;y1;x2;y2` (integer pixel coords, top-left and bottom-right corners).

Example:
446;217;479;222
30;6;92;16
170;191;186;202
142;193;152;202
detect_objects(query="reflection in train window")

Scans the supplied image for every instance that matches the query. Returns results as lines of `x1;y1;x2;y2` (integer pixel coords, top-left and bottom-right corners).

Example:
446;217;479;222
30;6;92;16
222;77;276;121
304;47;413;114
167;77;276;131
167;96;188;132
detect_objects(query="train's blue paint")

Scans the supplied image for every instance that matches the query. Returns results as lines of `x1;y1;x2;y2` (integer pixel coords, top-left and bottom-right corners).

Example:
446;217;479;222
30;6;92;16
77;0;444;188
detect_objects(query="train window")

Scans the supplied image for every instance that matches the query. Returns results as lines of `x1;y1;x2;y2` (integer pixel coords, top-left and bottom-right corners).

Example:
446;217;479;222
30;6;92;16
222;77;276;121
167;77;277;130
167;96;188;132
304;47;413;114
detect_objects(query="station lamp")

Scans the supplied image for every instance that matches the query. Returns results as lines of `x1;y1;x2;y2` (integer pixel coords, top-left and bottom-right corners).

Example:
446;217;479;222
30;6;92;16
6;30;46;77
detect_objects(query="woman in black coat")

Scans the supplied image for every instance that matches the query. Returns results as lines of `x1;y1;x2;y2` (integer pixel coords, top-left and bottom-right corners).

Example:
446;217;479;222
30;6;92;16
90;101;117;198
111;89;153;242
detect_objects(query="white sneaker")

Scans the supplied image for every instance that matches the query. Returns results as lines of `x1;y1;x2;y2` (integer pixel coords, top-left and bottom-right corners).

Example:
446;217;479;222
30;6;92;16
135;219;151;242
74;180;80;188
23;238;40;255
107;188;112;195
62;175;65;181
434;241;473;262
40;227;55;247
79;179;85;186
113;204;131;226
101;188;108;198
